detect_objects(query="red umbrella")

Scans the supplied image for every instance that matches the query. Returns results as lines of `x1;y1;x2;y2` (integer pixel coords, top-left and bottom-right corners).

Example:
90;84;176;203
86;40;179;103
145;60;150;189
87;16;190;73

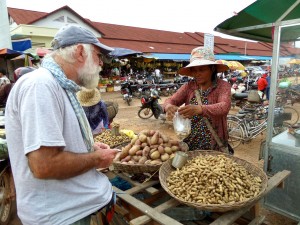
24;47;52;57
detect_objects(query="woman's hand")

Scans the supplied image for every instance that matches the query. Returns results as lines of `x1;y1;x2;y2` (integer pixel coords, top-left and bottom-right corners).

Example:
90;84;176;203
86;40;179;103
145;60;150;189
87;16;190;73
165;104;178;120
178;105;203;119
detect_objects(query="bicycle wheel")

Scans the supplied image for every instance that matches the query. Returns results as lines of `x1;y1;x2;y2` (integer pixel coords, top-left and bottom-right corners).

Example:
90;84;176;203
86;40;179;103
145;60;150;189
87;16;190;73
138;108;153;119
283;106;299;125
0;169;12;225
227;119;244;149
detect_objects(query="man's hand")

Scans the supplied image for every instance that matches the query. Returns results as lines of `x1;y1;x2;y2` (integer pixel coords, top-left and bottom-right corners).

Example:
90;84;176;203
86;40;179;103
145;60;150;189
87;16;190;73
178;105;202;119
94;142;110;150
93;143;119;168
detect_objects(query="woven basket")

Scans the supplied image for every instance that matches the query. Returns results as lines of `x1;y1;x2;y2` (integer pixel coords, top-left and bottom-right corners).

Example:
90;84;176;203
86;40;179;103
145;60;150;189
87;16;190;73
159;150;268;212
113;162;161;174
113;142;189;174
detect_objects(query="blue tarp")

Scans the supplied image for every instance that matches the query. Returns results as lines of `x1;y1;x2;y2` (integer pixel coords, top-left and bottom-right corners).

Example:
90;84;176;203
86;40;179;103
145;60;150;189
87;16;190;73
147;53;272;61
109;47;142;58
12;38;32;51
149;53;190;61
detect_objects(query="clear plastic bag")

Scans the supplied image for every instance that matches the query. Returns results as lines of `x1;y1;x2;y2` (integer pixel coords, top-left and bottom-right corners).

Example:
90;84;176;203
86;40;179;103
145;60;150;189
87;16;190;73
173;111;191;141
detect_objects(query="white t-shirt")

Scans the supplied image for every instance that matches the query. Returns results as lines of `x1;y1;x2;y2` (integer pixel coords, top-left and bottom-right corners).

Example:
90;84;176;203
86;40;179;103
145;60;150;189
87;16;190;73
154;69;160;77
5;68;112;225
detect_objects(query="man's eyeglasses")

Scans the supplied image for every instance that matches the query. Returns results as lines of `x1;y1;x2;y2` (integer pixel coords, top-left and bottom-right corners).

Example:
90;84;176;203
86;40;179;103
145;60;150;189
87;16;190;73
94;50;112;63
96;52;105;62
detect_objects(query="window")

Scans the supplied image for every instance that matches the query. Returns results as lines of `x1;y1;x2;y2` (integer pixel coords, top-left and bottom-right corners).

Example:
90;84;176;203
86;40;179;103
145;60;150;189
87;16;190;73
67;17;77;24
54;16;64;22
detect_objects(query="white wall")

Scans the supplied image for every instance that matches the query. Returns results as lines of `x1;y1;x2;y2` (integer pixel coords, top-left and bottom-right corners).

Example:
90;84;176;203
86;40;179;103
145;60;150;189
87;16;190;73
0;0;12;48
32;9;102;37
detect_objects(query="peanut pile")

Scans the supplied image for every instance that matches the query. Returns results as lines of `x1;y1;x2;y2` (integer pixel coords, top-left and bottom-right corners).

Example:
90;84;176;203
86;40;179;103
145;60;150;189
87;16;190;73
167;154;263;205
94;130;131;148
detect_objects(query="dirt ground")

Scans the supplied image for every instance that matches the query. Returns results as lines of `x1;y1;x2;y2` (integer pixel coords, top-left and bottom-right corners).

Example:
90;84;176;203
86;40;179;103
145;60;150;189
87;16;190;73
9;90;299;225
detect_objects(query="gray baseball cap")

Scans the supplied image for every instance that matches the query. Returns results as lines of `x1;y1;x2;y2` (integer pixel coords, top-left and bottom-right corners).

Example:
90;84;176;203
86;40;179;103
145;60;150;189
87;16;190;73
51;25;114;54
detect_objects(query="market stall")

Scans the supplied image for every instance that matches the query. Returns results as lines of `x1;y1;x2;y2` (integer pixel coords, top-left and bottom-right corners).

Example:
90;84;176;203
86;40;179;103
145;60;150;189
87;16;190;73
215;0;300;222
93;128;290;225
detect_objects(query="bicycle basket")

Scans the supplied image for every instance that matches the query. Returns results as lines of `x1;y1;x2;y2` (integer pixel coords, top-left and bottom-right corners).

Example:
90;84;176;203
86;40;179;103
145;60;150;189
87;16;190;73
247;90;261;103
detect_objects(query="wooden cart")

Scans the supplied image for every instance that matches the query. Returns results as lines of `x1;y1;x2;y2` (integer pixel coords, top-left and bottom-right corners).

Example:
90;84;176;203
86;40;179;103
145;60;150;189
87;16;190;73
100;170;290;225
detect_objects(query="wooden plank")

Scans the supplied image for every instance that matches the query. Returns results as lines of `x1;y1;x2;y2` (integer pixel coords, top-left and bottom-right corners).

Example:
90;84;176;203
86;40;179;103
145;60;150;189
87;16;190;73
249;204;260;220
145;187;160;195
210;170;291;225
116;173;142;187
113;187;183;225
115;204;129;216
248;215;265;225
111;172;160;194
125;180;159;195
130;199;180;225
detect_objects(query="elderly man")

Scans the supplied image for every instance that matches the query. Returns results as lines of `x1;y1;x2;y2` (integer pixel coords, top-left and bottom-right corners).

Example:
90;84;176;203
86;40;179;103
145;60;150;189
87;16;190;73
5;25;118;225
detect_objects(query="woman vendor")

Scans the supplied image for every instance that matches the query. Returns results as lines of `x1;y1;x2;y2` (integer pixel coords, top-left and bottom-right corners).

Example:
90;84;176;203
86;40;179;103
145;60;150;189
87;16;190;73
163;47;231;151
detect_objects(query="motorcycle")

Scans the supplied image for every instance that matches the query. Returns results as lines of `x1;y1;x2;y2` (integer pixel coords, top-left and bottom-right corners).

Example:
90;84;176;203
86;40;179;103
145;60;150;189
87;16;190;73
231;92;249;109
138;89;165;120
120;82;133;106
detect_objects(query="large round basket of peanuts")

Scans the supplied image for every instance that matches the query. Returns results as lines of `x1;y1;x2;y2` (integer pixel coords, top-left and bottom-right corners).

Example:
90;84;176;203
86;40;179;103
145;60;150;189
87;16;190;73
159;150;268;212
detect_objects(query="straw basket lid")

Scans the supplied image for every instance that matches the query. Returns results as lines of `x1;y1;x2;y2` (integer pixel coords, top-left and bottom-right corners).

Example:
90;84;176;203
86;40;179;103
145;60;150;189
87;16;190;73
159;150;268;212
77;87;101;107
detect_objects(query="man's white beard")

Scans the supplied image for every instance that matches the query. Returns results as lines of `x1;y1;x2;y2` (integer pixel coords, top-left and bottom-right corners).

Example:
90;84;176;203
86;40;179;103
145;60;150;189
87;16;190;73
78;55;102;89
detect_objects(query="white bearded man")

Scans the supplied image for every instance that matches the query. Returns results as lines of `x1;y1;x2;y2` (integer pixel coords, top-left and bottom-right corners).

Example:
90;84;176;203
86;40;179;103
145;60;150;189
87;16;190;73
5;25;119;225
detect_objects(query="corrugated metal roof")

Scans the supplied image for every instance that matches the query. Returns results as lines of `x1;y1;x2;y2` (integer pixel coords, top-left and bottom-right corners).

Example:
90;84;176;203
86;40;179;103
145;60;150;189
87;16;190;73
7;6;297;58
8;7;46;24
147;53;272;61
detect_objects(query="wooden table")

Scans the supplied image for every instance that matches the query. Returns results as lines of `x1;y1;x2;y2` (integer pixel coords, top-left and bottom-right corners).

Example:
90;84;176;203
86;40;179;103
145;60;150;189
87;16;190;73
103;170;290;225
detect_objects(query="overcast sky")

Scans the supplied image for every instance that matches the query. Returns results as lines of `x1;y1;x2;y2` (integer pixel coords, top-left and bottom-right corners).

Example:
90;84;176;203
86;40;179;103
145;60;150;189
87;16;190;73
6;0;256;40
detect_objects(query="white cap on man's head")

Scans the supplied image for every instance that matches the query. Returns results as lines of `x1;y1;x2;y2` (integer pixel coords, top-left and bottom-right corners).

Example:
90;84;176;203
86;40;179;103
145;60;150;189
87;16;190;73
51;25;114;54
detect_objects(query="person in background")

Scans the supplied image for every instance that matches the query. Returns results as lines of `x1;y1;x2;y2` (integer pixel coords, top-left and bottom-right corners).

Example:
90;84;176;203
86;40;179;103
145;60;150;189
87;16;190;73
5;25;119;225
154;67;161;77
163;47;231;151
266;72;271;101
13;66;36;81
77;87;109;136
257;73;268;99
0;68;10;86
0;67;36;107
0;83;13;107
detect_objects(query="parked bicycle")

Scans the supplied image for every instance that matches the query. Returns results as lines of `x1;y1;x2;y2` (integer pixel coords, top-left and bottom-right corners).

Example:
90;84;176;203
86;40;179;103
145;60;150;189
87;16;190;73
227;103;298;149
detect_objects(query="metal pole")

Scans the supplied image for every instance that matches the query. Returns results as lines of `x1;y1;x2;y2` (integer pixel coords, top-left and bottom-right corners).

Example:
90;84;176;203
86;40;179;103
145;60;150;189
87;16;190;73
264;24;281;172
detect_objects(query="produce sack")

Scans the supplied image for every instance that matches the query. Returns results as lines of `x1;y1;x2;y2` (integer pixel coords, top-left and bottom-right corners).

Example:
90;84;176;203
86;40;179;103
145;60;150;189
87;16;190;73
173;111;191;140
278;81;291;89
